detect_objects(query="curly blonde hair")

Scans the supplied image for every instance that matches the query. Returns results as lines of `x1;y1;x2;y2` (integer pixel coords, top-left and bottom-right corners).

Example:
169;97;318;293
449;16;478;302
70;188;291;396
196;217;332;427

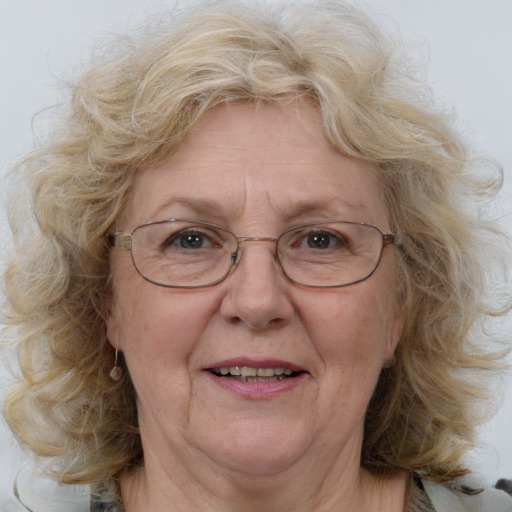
2;0;510;486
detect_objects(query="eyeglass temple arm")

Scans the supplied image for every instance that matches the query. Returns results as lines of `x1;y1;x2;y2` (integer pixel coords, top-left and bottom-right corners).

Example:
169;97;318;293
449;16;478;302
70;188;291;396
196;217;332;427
384;233;402;246
108;233;132;250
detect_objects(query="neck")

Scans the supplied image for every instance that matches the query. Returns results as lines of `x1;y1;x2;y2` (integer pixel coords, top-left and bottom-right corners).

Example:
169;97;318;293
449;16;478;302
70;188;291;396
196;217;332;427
120;447;407;512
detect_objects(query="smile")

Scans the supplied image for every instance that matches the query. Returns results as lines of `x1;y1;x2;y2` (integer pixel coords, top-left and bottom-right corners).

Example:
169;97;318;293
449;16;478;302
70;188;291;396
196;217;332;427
209;366;301;382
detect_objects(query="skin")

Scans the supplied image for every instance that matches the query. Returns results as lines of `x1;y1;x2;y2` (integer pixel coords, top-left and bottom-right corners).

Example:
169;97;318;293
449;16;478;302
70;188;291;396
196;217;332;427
107;100;406;511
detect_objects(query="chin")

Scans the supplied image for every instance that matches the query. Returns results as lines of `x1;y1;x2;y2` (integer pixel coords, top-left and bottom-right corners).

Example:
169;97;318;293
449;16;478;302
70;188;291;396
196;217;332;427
193;420;311;476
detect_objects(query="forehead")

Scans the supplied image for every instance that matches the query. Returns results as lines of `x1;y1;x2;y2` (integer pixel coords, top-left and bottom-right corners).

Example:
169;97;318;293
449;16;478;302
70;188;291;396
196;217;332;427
122;101;388;230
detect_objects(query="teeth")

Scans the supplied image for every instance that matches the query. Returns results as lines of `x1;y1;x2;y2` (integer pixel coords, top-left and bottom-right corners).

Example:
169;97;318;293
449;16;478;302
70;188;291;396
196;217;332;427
215;366;296;379
233;375;283;382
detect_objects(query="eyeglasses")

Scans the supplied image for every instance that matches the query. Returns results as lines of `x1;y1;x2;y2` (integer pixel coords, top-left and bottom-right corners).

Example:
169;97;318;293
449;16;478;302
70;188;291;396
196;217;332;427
109;219;401;288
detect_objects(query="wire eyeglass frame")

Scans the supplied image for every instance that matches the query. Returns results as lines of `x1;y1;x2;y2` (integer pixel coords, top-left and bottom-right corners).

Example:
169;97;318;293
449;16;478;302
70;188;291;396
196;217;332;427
109;218;401;289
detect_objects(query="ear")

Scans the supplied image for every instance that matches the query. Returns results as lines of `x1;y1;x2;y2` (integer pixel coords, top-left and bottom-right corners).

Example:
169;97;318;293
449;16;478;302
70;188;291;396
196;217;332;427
386;307;405;356
105;299;122;351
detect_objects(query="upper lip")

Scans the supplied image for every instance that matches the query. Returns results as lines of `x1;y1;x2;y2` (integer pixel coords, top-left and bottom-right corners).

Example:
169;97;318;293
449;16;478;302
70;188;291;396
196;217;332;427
204;358;306;373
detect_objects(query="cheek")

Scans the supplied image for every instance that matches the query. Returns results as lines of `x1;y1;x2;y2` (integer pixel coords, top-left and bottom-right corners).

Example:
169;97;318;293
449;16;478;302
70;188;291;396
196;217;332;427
110;291;206;409
110;276;221;370
298;286;396;366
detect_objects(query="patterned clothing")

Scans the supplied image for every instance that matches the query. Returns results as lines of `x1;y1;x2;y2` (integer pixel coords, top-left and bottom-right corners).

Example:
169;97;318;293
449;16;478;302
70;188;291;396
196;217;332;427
90;476;512;511
90;481;123;512
407;478;512;512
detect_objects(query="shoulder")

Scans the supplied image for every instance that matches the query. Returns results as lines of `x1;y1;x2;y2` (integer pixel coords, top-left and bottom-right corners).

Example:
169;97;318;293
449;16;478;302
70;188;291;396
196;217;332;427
419;478;512;512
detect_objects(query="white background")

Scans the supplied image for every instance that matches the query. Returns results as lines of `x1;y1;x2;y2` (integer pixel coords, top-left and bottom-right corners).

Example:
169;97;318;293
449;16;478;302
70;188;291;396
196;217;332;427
1;0;511;509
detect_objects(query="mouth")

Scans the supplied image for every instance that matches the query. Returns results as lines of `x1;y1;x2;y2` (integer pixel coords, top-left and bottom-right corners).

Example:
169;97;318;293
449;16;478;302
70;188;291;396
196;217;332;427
208;365;306;383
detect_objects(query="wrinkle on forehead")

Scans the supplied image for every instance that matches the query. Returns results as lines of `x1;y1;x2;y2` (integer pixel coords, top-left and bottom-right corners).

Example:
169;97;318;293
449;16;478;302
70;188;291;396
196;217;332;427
121;101;389;231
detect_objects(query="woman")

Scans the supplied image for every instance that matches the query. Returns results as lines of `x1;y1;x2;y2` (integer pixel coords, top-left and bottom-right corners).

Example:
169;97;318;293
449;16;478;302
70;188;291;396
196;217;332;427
2;1;511;510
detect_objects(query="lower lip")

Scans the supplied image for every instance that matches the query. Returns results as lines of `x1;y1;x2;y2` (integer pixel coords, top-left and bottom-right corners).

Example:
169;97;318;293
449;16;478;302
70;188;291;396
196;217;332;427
204;371;308;399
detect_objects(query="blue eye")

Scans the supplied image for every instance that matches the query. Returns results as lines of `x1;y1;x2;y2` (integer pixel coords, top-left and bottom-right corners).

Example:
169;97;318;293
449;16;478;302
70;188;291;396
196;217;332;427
163;230;212;250
304;230;348;250
178;231;205;249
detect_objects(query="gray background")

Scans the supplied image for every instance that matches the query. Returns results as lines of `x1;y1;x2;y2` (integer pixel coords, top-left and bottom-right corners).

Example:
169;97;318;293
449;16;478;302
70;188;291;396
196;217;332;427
1;0;511;509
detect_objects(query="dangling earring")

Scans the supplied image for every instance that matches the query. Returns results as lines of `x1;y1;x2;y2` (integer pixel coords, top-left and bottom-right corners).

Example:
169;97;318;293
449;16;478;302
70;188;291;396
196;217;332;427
109;349;123;381
382;354;396;369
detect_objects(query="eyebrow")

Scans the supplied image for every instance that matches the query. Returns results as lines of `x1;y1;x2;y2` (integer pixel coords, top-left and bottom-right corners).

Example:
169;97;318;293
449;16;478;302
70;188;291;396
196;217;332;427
148;196;365;224
276;197;364;222
149;197;230;221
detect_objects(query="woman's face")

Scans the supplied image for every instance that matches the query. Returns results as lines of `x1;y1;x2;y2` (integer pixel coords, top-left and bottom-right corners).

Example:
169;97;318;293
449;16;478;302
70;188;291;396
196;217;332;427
107;101;403;481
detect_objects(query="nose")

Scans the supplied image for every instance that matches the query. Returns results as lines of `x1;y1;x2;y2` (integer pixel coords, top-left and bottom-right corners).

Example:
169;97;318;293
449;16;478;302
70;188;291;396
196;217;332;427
219;241;294;331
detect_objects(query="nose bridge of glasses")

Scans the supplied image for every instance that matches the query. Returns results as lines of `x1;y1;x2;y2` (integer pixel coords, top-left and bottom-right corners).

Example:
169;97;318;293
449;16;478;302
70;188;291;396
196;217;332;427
232;236;279;265
236;236;277;243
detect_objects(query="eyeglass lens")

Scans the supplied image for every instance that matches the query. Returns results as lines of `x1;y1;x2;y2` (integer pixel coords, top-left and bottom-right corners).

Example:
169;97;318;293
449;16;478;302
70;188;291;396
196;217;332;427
128;220;387;288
